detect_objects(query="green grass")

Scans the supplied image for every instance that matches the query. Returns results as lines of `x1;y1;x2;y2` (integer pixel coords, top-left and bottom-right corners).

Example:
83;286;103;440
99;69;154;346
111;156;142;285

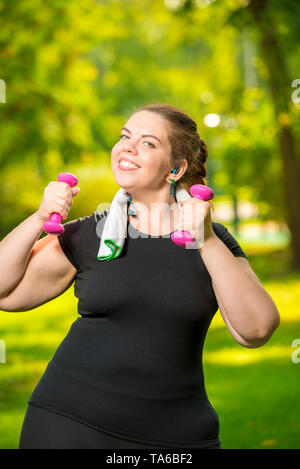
0;244;299;449
204;244;300;449
0;292;78;449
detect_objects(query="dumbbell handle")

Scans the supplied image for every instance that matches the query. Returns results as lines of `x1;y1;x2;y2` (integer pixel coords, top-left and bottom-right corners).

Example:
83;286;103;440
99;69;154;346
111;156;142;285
171;184;214;248
43;172;78;235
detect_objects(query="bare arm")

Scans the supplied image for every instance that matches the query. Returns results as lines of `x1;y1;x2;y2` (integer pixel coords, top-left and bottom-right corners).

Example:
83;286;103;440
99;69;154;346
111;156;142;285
0;234;77;312
0;179;80;310
0;212;45;298
199;235;280;348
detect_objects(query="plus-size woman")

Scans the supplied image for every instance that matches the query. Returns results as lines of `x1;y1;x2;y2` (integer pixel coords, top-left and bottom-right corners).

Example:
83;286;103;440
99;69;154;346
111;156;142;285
0;104;280;449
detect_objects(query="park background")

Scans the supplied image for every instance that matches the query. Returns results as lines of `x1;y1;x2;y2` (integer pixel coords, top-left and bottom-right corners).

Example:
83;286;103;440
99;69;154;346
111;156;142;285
0;0;299;449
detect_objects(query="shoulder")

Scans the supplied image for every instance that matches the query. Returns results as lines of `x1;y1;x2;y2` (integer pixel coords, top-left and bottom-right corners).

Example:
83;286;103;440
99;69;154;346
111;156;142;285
211;221;239;241
66;210;109;226
211;221;230;236
211;221;248;259
93;209;109;223
58;210;109;251
59;211;108;239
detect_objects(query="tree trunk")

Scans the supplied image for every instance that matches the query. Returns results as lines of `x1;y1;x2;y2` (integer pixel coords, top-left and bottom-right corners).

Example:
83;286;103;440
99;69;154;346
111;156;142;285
248;0;300;270
232;195;239;237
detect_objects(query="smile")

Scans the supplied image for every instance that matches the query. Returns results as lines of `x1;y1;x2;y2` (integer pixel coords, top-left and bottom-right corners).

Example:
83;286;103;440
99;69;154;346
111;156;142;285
118;161;140;170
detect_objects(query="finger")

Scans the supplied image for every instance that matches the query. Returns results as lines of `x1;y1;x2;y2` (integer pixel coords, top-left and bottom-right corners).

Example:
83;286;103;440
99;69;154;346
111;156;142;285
72;187;80;196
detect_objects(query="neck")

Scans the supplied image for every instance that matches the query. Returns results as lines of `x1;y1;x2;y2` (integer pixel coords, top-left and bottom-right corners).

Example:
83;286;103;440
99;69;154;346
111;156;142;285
127;186;179;235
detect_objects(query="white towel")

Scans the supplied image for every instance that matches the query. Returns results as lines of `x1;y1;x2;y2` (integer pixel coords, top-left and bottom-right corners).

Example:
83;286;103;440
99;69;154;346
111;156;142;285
97;184;193;261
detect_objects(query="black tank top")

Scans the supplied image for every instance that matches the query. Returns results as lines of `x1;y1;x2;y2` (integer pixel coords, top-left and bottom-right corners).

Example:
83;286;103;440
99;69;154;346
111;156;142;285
29;208;247;448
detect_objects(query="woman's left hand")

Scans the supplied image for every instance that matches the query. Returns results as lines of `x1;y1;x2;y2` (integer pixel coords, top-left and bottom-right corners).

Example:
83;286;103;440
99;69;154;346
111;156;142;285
177;198;215;245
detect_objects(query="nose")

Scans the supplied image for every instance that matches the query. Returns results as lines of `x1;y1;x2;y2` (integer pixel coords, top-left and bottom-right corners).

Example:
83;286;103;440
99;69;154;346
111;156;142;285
122;137;138;153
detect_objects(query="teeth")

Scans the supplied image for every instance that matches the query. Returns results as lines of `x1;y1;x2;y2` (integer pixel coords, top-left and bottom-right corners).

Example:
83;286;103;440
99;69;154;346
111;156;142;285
119;160;139;169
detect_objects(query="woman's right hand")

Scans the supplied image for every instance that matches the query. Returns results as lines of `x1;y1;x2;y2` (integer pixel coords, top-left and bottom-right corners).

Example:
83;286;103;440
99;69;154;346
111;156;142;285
35;181;80;224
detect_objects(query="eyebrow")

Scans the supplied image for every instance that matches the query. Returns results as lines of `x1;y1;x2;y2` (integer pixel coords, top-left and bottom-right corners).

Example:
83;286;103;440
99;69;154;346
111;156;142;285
121;127;162;143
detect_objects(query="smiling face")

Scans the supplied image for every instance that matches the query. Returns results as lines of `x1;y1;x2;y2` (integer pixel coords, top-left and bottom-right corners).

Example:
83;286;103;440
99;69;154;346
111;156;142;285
111;110;174;196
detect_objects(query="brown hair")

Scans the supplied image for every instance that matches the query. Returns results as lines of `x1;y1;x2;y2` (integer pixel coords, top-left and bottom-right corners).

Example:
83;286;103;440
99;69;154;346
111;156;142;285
131;103;214;211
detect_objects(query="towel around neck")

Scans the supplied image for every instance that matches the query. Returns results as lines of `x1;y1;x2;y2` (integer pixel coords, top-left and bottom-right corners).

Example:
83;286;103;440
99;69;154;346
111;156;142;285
97;184;192;261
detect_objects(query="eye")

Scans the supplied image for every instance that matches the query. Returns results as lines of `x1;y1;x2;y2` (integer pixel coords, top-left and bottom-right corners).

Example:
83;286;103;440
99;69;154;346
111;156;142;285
120;134;155;148
144;141;155;148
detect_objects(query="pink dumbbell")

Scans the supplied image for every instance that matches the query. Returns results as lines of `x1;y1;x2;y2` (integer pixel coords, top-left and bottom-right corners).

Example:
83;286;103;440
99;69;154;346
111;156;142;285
43;172;78;235
171;184;214;247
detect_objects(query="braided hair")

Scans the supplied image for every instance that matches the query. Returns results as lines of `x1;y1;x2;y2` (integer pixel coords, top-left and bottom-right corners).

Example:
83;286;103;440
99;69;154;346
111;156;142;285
131;103;214;211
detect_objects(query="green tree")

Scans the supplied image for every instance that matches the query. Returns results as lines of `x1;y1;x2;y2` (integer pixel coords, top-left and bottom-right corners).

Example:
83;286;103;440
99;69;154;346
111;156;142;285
0;0;111;232
1;0;299;269
226;0;300;267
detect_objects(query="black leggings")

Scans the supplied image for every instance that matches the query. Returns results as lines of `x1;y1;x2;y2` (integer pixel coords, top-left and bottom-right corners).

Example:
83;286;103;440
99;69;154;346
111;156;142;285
19;404;221;449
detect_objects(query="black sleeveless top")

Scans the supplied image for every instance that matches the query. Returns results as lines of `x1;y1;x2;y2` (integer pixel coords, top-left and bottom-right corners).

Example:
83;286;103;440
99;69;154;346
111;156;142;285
29;209;247;448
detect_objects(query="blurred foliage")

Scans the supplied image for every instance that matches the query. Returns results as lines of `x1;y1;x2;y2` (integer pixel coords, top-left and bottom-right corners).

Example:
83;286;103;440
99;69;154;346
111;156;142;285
0;0;299;237
0;0;104;167
0;0;299;450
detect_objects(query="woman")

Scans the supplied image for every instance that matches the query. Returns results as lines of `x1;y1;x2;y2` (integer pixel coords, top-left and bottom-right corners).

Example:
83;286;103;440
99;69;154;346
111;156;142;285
0;103;280;449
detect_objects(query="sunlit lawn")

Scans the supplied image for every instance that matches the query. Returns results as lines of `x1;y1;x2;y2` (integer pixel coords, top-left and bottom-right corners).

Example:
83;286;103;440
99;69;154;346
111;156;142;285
0;243;299;449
